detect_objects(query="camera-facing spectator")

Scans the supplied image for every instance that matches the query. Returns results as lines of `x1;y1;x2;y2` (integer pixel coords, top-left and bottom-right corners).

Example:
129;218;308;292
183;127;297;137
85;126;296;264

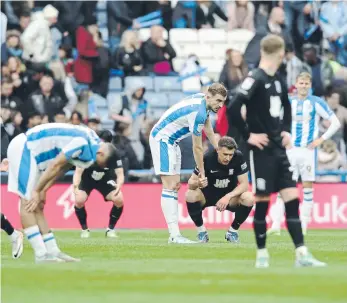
219;49;248;95
5;30;22;59
1;79;23;113
141;25;176;74
227;0;255;32
70;110;84;126
21;5;58;65
113;30;145;77
26;111;42;130
86;117;101;133
54;110;67;123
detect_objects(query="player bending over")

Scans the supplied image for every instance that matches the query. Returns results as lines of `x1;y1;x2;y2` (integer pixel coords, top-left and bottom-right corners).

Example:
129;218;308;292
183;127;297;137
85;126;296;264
149;83;227;244
230;35;325;268
268;72;340;236
186;136;254;243
73;130;125;238
7;123;118;263
1;159;24;259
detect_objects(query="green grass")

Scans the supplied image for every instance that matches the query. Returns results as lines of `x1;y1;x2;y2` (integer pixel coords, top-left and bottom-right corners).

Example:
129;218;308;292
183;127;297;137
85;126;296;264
2;229;347;303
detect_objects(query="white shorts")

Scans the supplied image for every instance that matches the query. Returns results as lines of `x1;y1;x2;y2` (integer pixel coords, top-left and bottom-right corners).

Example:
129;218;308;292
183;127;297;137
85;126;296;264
286;147;315;182
149;135;181;175
7;133;40;200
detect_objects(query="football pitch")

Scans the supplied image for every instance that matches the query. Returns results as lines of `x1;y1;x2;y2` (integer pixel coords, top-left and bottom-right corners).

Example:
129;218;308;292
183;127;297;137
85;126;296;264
1;229;347;303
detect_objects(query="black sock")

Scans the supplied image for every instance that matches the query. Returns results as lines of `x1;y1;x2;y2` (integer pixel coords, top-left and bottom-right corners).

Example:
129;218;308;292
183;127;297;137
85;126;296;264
186;202;203;227
231;205;253;230
108;205;123;229
285;198;304;248
1;213;14;236
253;201;269;249
74;206;88;230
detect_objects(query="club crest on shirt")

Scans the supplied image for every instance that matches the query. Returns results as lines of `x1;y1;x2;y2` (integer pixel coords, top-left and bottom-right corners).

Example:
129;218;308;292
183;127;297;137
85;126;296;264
241;162;247;170
229;169;234;175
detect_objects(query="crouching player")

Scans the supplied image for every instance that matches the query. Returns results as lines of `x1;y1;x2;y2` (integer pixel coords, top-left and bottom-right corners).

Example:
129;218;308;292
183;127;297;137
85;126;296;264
185;136;254;243
73;130;125;238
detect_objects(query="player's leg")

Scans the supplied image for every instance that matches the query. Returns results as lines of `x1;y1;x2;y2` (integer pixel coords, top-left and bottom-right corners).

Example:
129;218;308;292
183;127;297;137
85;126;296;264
225;191;254;243
249;149;275;268
185;188;208;242
104;187;124;238
150;137;195;244
74;189;90;238
268;148;298;235
1;213;24;259
299;148;316;235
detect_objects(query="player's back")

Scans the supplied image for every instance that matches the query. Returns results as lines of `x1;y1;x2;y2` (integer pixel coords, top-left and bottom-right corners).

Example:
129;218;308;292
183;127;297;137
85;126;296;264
290;95;333;147
26;123;100;170
239;68;289;148
151;93;208;144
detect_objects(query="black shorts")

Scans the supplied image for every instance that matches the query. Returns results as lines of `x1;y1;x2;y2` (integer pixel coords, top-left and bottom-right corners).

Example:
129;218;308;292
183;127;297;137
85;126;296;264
201;188;238;212
249;147;296;195
78;176;117;200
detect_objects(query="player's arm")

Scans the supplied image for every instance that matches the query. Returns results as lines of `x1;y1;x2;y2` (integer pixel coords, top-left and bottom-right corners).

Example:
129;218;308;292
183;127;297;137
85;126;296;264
204;116;218;150
225;173;249;200
280;89;292;149
113;152;124;195
188;166;208;190
73;167;85;190
192;134;205;177
309;98;341;148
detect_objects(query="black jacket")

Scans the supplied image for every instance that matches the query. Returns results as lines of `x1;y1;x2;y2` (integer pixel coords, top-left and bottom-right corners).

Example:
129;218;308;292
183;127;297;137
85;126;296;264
196;1;228;29
107;1;133;38
113;47;144;76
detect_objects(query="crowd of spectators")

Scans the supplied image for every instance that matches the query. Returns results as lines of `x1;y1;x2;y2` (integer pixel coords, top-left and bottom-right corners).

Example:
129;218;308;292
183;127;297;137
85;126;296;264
1;0;347;180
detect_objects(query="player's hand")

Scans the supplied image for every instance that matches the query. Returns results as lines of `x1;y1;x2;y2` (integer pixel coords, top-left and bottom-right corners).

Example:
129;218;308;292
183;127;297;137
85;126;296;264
198;173;208;188
308;137;324;149
247;133;269;150
25;190;40;212
216;195;230;212
0;158;9;172
281;131;292;149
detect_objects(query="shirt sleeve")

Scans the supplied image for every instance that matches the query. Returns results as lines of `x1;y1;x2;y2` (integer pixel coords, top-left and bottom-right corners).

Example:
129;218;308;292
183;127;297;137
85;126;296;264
115;150;123;169
188;110;207;136
315;97;334;120
62;137;89;161
235;152;249;176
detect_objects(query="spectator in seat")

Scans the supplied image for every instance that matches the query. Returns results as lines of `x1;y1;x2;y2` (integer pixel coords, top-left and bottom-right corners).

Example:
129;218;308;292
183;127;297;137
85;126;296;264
219;49;248;96
70;110;84;126
320;0;347;67
21;5;59;65
0;104;12;160
141;25;176;74
74;17;99;85
113;30;145;77
4;30;22;59
244;6;292;69
26;74;67;122
18;12;31;33
227;0;255;32
109;78;151;167
26;111;42;130
317;140;346;182
86;117;101;133
1;79;23;114
196;0;228;29
302;43;334;97
54;110;67;123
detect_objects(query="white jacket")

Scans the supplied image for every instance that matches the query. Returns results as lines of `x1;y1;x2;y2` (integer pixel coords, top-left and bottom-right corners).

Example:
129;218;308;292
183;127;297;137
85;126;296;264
21;12;52;63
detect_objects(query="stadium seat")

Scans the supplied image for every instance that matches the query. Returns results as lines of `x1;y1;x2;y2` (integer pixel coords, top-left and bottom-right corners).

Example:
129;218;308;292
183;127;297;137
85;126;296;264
90;94;107;107
198;29;227;43
199;59;225;73
154;76;182;92
167;92;185;106
227;29;255;53
212;44;229;59
170;28;199;44
108;76;123;91
181;44;213;59
138;28;168;42
149;108;167;120
107;92;121;108
145;92;169;108
172;58;185;72
125;76;154;91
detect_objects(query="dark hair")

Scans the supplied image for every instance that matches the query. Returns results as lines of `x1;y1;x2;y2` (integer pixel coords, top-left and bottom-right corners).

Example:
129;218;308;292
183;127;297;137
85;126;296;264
324;85;340;98
208;83;227;98
218;136;238;150
97;129;113;143
71;110;83;122
105;143;119;168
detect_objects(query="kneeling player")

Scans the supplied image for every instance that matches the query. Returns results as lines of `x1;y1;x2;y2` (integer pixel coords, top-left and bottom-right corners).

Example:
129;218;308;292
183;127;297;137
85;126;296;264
73;131;124;238
185;136;254;243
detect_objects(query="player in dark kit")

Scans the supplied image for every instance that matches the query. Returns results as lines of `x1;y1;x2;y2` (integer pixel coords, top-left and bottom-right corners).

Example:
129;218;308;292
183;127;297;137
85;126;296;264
73;130;125;238
230;34;326;268
185;136;254;243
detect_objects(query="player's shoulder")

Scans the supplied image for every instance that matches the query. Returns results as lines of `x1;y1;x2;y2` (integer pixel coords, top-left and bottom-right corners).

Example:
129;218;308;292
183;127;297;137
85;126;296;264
232;150;245;163
204;149;218;162
247;68;267;82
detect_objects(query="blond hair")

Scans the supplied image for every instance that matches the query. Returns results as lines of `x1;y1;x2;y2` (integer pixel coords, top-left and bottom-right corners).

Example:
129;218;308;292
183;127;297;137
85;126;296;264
208;83;227;98
296;71;312;81
260;34;285;55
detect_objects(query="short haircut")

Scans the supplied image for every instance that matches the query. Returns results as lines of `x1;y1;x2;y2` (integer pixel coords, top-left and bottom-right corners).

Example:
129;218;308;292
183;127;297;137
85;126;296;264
296;72;312;81
97;129;113;143
208;83;227;98
218;136;238;150
105;143;119;168
261;34;285;55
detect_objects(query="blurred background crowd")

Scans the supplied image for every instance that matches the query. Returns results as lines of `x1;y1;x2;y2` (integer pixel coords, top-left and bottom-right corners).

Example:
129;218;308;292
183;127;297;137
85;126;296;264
1;0;347;182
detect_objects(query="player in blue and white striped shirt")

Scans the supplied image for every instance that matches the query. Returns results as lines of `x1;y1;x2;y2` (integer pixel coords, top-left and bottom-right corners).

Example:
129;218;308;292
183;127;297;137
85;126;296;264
268;72;341;236
149;83;227;244
7;123;118;263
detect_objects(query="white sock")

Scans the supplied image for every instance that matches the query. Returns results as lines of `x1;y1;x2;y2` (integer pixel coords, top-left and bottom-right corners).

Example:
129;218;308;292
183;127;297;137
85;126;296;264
257;248;269;258
43;232;60;254
197;225;206;233
296;245;308;257
10;230;19;242
301;188;314;223
24;225;47;257
161;189;180;237
228;226;238;233
271;194;285;229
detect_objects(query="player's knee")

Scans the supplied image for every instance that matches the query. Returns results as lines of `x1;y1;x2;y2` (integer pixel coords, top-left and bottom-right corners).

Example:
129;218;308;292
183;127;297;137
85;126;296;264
240;191;255;207
185;189;200;203
112;195;123;208
75;191;88;206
